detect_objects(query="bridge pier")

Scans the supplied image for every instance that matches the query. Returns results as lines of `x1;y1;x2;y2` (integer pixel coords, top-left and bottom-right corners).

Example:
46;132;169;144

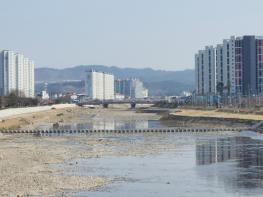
103;103;109;108
130;102;136;109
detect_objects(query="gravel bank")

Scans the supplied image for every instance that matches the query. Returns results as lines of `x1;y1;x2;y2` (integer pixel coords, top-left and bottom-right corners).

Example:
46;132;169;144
0;134;110;196
0;107;161;196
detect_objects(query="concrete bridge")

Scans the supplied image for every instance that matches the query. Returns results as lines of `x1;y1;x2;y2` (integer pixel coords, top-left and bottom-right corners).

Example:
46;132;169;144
0;127;245;135
77;99;163;108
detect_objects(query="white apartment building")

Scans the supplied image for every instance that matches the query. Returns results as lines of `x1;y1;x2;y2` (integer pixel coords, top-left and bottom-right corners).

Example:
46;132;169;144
16;53;24;95
0;50;35;97
216;36;236;94
103;72;114;100
86;70;114;100
28;60;35;97
195;46;216;95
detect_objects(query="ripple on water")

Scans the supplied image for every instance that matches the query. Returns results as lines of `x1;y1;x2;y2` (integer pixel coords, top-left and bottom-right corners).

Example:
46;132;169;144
51;134;263;197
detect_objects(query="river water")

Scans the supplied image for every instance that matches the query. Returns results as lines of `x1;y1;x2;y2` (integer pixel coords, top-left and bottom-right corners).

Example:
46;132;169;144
38;119;165;130
53;130;263;197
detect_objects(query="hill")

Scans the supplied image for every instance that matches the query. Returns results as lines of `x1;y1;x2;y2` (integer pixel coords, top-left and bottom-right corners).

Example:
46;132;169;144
35;65;194;96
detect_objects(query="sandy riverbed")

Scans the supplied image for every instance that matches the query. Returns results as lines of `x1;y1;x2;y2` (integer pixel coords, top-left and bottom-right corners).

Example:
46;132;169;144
0;132;190;196
0;134;111;196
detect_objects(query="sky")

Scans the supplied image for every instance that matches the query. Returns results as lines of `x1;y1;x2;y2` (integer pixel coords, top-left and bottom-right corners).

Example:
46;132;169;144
0;0;263;71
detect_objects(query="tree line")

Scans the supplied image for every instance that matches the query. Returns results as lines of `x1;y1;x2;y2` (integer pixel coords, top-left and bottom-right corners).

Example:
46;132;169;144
0;91;38;108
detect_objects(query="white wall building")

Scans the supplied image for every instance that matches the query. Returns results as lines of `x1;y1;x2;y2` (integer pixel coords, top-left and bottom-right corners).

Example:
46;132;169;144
41;90;49;100
103;72;114;100
195;46;216;95
86;70;114;100
0;50;35;97
16;53;24;96
28;60;35;97
216;36;236;94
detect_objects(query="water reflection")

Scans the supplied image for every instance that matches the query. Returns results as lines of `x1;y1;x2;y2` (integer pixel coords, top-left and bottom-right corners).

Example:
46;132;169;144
38;119;164;130
196;138;237;165
196;137;263;191
52;134;263;197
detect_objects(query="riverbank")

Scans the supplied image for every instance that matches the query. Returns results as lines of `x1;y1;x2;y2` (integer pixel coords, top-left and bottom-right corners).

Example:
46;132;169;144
173;109;263;120
161;109;263;129
0;104;77;130
0;104;76;119
1;104;262;131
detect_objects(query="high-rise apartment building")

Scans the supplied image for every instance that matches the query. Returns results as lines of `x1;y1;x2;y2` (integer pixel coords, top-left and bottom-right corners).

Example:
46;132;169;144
256;38;263;94
0;50;34;97
115;79;132;98
86;70;114;100
114;78;148;99
195;46;216;95
216;36;236;94
235;36;263;95
103;72;114;100
195;35;263;96
28;60;35;97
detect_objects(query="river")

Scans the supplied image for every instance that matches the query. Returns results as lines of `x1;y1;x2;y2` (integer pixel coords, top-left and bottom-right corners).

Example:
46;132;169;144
29;108;263;196
51;129;263;197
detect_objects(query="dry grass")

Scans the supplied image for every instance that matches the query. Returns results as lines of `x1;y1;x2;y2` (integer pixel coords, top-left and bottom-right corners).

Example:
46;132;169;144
173;109;263;121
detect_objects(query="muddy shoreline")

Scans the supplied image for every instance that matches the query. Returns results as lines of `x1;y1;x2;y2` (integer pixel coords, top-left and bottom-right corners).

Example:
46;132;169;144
161;114;259;129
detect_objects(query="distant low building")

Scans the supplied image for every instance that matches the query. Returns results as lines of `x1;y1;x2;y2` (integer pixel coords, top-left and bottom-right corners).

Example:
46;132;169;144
115;93;125;100
41;90;49;100
165;96;178;103
181;91;192;97
70;94;78;101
